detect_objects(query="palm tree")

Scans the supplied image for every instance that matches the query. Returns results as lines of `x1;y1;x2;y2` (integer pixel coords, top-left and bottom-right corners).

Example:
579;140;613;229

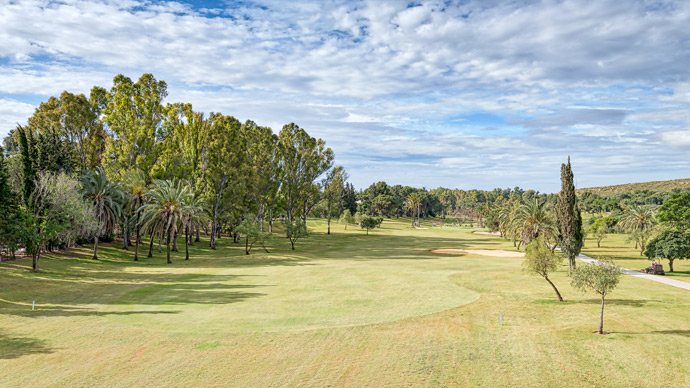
81;167;125;260
619;204;657;255
510;199;558;250
123;170;148;261
139;180;192;264
406;193;421;227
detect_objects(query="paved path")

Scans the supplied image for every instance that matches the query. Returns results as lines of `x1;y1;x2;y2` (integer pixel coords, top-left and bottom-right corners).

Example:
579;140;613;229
577;253;690;291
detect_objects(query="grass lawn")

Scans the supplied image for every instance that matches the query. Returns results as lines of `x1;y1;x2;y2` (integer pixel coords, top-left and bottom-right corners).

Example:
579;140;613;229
1;219;690;387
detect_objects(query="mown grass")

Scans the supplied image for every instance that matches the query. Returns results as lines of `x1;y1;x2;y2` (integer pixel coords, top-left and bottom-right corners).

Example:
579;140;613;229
1;219;689;387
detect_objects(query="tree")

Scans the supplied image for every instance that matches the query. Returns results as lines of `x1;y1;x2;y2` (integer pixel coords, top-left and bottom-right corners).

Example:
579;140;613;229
17;125;35;205
284;218;308;250
619;204;656;255
510;199;558;250
102;74;168;180
405;193;421;226
181;192;205;260
236;217;271;255
557;157;583;271
657;192;690;232
339;209;354;230
140;180;192;263
123;170;148;261
0;147;25;260
523;237;564;302
80;167;125;260
360;216;383;235
590;215;616;248
322;166;347;234
278;123;334;231
644;230;690;272
570;258;623;334
27;172;98;272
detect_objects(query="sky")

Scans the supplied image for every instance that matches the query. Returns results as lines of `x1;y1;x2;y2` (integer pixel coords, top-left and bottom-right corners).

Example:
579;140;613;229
1;0;690;192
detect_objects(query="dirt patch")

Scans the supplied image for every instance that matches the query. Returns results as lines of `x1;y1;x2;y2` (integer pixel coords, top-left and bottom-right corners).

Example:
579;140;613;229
472;231;501;236
431;249;524;258
414;227;429;230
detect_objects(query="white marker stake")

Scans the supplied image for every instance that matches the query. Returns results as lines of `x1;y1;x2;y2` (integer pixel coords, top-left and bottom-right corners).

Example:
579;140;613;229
500;314;503;326
32;300;35;310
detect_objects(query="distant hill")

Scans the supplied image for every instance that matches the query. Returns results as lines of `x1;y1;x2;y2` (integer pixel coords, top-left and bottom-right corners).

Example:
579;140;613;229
576;178;690;196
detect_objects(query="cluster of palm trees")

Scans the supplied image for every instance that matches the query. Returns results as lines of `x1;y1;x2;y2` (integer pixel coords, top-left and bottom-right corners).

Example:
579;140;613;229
81;168;207;263
495;199;559;250
492;199;658;254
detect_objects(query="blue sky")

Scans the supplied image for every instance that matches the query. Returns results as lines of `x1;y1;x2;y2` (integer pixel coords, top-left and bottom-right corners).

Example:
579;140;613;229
1;0;690;192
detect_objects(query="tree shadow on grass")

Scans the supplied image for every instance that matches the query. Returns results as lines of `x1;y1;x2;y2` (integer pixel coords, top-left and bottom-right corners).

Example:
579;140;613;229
652;330;690;337
579;298;649;307
1;307;182;318
0;331;54;359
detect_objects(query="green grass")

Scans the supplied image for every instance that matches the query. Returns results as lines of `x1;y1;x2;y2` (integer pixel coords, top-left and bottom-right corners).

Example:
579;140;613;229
1;219;690;387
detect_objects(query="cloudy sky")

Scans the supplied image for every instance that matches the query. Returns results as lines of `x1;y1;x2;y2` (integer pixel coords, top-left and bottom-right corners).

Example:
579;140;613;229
1;0;689;192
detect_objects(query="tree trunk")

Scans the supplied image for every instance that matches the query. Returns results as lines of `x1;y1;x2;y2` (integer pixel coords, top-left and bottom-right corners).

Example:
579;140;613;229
122;216;129;250
245;235;249;255
32;251;40;273
185;226;190;260
327;206;331;235
210;219;217;249
172;232;178;252
134;225;140;261
598;293;605;334
158;232;162;253
195;226;200;242
668;258;675;272
569;256;576;272
148;231;154;258
166;230;172;264
544;275;564;302
93;235;99;260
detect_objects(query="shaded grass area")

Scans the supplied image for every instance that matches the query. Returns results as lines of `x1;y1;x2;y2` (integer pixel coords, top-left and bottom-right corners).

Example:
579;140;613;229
0;219;689;387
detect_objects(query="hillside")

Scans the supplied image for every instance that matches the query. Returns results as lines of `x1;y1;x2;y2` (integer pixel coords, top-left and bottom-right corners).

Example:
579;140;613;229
576;177;690;195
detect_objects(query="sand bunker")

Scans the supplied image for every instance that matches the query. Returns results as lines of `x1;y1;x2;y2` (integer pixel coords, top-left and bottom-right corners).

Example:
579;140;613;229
431;249;524;258
472;231;501;236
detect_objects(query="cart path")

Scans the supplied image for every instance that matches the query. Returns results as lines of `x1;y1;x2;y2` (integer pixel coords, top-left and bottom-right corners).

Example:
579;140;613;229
577;253;690;291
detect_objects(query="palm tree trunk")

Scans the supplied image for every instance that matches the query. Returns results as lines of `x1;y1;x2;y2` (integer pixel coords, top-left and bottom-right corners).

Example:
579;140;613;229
166;230;172;264
93;235;99;260
172;232;178;252
185;226;190;260
195;226;200;242
148;230;154;258
134;225;140;261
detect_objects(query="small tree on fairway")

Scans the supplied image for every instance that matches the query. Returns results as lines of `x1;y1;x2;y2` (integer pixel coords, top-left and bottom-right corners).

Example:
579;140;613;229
557;157;583;271
284;218;308;250
570;258;623;334
339;209;354;230
524;237;564;302
360;216;382;235
237;218;271;255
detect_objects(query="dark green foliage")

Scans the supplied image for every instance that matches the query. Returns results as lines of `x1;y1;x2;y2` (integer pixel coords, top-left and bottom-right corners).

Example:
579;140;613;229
360;216;383;235
644;230;690;272
342;182;358;215
0;147;26;260
557;157;583;271
657;192;690;232
18;126;35;205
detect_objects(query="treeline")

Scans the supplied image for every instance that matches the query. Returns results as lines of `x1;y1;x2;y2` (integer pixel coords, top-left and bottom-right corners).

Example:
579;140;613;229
0;73;344;270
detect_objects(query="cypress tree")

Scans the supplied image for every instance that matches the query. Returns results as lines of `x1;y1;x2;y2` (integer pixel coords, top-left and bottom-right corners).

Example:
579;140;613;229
557;156;583;271
18;125;35;205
